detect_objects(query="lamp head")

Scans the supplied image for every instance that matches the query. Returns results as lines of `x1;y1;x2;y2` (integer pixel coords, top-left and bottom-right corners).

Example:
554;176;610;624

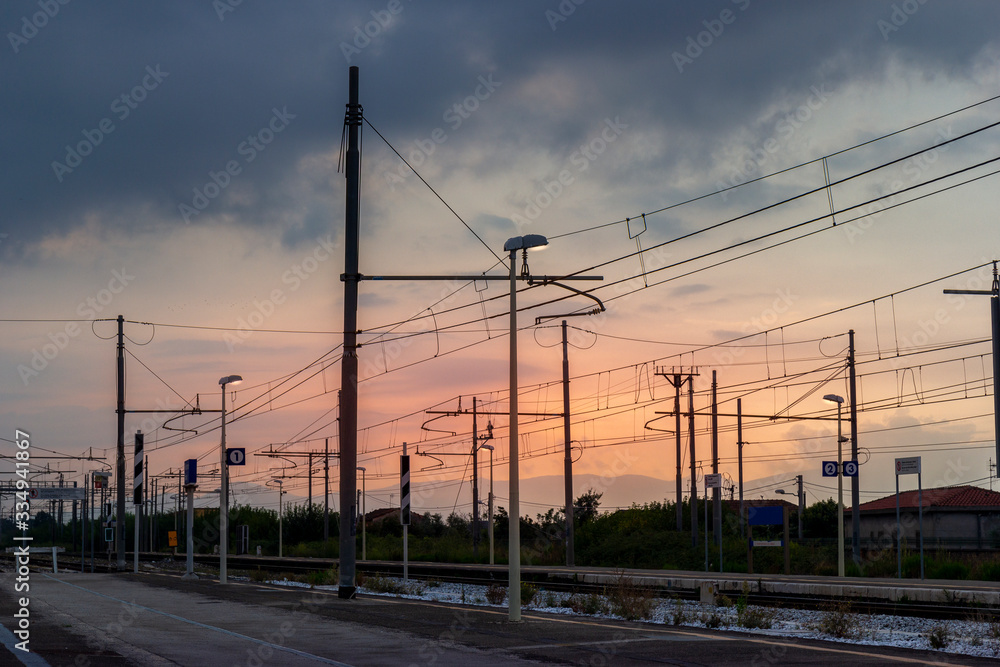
822;393;844;404
503;234;548;252
775;489;788;495
357;466;366;472
480;444;494;451
220;374;243;386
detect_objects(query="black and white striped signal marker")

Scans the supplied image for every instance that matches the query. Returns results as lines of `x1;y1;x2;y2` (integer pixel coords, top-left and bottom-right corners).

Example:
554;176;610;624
133;431;144;506
400;454;410;526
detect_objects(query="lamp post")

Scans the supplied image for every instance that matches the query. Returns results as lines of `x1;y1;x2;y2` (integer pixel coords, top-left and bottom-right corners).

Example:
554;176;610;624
219;374;242;584
480;443;495;565
357;467;366;561
824;393;846;577
775;477;805;540
503;233;547;622
271;478;285;558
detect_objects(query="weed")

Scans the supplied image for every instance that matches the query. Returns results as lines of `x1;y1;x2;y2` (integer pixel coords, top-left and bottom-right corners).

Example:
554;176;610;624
568;593;609;615
521;582;538;606
735;582;749;618
735;582;774;630
978;561;1000;582
362;574;425;596
485;583;506;605
716;594;733;608
926;624;950;650
702;611;722;629
737;605;775;630
249;568;268;582
426;578;442;588
671;596;687;625
816;601;858;639
606;570;655;621
544;591;558;607
307;568;337;587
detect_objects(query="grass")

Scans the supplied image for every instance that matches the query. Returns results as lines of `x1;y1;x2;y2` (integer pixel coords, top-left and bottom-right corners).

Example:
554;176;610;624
605;570;655;621
815;601;859;639
926;624;951;649
485;583;506;605
362;573;425;596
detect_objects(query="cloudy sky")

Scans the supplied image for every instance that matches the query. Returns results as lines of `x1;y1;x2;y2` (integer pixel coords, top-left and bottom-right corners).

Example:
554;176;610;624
3;0;999;519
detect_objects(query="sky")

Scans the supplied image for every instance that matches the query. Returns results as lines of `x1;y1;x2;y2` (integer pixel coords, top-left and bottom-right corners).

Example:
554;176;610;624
2;0;1000;522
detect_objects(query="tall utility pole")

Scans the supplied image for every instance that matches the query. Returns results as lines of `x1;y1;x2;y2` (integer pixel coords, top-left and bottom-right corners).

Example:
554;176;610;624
737;398;745;538
848;329;860;564
656;368;698;532
561;321;575;566
944;261;999;479
324;436;330;542
116;315;126;570
688;374;697;547
711;371;721;546
339;65;361;600
472;398;480;558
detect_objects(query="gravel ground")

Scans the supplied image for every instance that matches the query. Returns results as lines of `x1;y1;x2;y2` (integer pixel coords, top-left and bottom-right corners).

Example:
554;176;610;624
256;575;1000;660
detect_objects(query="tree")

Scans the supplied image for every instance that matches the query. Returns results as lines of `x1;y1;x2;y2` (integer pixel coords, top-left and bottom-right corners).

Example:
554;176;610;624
574;489;603;525
803;498;839;539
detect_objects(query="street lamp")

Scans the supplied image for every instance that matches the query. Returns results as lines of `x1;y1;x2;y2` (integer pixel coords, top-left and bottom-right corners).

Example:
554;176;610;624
219;373;242;584
503;233;547;622
775;476;805;540
824;393;847;577
271;478;285;558
357;467;366;561
479;443;495;565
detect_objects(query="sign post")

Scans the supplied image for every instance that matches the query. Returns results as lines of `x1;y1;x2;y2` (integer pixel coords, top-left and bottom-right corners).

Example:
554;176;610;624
705;473;722;572
894;456;922;579
183;458;197;579
400;447;410;582
133;431;143;574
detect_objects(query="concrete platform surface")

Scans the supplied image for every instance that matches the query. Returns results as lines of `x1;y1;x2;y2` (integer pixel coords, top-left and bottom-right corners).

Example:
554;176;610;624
1;571;997;666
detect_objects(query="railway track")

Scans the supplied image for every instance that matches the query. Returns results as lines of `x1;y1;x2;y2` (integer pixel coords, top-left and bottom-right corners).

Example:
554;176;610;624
6;551;1000;621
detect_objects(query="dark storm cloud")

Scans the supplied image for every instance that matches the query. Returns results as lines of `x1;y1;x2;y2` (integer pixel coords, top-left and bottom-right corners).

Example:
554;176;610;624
2;1;997;256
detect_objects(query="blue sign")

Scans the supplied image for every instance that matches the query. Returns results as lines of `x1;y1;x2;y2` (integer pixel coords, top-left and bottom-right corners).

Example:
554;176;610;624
843;460;859;477
184;459;197;485
748;506;783;526
227;448;246;466
821;461;838;477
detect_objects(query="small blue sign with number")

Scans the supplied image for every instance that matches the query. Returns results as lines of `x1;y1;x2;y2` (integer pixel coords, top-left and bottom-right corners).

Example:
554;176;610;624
843;460;859;477
227;448;246;466
821;461;838;477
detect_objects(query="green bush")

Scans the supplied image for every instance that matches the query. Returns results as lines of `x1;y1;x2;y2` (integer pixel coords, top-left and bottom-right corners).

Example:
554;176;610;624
977;560;1000;582
929;560;969;580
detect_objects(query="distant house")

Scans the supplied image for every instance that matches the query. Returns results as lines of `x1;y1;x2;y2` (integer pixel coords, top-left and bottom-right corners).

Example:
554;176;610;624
847;485;1000;550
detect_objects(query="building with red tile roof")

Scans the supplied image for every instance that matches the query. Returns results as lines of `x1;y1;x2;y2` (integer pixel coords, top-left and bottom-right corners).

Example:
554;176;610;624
846;485;1000;551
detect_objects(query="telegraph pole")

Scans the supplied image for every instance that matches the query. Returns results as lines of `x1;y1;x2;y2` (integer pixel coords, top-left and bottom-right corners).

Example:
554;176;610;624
561;321;574;566
116;315;126;570
944;261;999;474
848;329;860;564
737;398;745;538
688;373;697;547
339;65;361;599
712;371;721;546
324;436;330;542
472;398;480;558
656;368;698;533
